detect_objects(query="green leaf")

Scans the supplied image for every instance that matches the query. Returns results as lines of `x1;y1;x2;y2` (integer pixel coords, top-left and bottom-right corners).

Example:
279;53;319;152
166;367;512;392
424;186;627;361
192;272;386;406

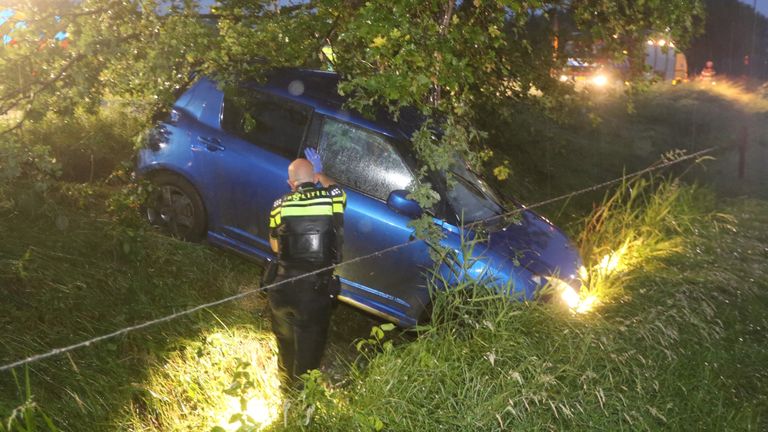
370;35;387;48
370;326;384;340
374;417;384;431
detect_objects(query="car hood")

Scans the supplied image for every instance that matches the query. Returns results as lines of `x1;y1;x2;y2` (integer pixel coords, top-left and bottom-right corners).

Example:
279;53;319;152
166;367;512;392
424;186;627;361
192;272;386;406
482;209;582;280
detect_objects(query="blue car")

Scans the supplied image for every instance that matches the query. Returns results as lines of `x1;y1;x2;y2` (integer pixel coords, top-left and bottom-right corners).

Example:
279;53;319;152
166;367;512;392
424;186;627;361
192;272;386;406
136;69;584;326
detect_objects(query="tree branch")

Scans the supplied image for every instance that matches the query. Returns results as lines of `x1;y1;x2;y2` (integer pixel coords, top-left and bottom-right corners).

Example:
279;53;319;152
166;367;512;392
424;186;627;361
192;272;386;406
23;5;114;24
0;108;30;136
0;53;84;115
440;0;454;34
0;29;143;116
433;0;455;106
195;1;316;22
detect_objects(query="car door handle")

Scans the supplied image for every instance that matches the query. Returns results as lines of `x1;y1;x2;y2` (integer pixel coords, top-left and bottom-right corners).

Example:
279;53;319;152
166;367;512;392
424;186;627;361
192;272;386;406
197;136;224;151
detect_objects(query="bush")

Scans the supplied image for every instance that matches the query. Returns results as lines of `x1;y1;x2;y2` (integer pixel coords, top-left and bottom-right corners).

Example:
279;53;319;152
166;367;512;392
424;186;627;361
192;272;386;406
0;129;59;211
20;106;145;183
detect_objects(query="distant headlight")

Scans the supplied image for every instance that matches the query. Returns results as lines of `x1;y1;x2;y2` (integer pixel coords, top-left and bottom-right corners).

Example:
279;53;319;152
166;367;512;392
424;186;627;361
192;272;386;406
591;74;608;87
559;74;569;82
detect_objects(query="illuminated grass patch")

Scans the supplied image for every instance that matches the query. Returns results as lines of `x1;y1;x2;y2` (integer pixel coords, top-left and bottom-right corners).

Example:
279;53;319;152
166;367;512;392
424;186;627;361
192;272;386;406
121;326;281;431
577;176;699;303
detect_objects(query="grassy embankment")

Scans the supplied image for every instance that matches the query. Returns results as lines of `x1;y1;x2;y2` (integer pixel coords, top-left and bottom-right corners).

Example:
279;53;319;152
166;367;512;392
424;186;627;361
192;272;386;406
483;80;768;213
1;81;767;431
278;180;768;431
0;185;276;430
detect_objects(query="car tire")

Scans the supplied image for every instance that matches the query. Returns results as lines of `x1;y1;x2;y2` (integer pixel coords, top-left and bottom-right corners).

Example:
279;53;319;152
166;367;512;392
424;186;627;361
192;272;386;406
144;172;207;242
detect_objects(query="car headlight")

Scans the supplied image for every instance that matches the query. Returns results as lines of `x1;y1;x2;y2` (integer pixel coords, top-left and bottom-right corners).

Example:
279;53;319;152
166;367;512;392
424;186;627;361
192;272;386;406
534;275;596;314
546;277;580;308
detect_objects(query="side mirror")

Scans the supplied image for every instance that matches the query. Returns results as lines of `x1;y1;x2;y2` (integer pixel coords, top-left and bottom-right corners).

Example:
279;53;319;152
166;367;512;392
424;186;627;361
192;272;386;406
387;190;422;219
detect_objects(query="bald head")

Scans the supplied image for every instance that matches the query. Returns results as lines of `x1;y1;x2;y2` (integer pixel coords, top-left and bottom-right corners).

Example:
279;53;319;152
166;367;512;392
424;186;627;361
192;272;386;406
288;158;316;190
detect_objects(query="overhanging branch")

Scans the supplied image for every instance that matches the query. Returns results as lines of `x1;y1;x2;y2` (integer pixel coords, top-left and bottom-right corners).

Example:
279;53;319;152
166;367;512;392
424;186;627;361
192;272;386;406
0;53;84;115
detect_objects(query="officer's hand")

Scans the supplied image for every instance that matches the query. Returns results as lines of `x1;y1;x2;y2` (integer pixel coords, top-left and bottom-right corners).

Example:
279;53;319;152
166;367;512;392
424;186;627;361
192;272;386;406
304;147;323;174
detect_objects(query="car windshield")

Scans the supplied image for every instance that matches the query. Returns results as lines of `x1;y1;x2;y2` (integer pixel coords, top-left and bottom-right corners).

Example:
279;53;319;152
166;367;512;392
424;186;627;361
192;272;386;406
445;161;505;224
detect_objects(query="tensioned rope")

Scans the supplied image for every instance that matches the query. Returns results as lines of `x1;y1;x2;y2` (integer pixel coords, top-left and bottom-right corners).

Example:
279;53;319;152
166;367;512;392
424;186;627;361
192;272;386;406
0;146;717;373
468;146;718;228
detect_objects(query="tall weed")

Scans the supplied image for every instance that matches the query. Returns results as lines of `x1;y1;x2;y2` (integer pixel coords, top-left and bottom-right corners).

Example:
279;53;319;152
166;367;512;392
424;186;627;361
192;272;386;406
1;369;58;432
578;173;715;301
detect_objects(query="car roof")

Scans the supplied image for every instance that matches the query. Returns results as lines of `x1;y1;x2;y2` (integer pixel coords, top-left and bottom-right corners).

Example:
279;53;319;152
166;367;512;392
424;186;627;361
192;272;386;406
172;68;426;158
172;68;419;141
263;69;346;106
259;69;424;140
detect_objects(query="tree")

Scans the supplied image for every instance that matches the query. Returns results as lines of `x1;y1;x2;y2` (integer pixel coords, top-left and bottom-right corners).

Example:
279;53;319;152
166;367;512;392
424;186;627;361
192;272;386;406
567;0;704;78
0;0;705;221
0;1;215;128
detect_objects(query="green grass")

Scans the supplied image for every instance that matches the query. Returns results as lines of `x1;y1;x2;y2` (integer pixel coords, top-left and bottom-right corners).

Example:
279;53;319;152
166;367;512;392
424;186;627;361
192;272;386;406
0;184;379;432
2;82;767;431
273;181;768;431
481;79;768;220
0;184;271;431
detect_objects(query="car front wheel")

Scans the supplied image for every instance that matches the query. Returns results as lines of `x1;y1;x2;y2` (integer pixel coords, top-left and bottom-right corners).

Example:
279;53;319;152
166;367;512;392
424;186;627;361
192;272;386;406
145;173;207;242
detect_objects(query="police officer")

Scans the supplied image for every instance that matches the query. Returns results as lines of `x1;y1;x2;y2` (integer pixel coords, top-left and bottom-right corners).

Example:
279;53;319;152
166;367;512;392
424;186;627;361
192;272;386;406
267;148;345;384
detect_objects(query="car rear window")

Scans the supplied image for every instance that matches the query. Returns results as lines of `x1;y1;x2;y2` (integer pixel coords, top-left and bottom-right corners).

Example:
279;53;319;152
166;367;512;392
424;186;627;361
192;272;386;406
222;92;310;158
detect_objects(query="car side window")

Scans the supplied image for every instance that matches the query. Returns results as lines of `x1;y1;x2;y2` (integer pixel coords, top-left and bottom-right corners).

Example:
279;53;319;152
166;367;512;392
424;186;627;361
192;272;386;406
222;92;310;158
317;118;414;201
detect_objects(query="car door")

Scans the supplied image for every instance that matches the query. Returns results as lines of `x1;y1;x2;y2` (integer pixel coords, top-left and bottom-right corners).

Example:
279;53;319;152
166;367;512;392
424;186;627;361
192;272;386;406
304;115;433;322
203;90;312;252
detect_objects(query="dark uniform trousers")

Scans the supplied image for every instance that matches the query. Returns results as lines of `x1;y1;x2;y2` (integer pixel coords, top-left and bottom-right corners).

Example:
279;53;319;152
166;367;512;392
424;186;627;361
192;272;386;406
268;268;333;380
